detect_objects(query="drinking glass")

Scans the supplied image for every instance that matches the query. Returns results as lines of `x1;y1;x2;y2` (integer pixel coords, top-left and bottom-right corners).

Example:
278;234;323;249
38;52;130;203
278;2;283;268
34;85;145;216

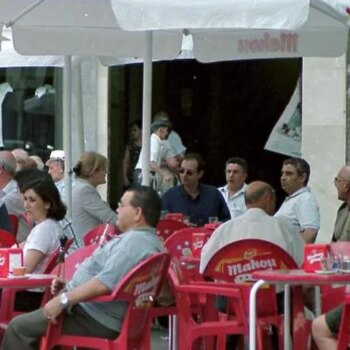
208;216;219;224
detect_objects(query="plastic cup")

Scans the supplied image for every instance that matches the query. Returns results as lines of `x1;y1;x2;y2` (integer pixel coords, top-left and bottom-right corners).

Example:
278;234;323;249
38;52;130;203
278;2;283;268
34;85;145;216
12;266;26;276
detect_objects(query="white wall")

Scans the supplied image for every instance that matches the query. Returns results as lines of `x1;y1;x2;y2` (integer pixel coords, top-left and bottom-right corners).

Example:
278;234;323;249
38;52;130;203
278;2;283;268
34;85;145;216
302;56;346;242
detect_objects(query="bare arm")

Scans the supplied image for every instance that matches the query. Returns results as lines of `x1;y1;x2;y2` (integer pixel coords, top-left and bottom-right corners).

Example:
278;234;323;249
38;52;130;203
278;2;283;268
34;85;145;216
150;161;172;182
165;156;179;172
24;249;45;273
122;146;130;186
43;277;110;323
300;228;318;243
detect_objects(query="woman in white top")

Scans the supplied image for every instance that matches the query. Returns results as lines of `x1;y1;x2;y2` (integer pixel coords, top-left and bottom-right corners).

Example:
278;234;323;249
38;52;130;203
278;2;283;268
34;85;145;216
72;152;117;247
20;177;66;274
14;177;66;312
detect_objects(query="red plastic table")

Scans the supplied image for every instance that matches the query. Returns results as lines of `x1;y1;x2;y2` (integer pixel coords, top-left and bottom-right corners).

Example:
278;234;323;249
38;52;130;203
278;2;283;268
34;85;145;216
0;273;54;323
0;273;54;288
249;269;350;350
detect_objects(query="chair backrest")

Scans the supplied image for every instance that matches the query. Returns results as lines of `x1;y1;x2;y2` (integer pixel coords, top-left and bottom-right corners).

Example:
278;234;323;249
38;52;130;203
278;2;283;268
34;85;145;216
83;224;117;246
203;239;298;316
156;219;189;241
50;244;98;279
8;215;18;237
164;227;212;258
42;238;75;274
164;213;184;222
0;229;18;248
203;238;298;283
109;252;170;343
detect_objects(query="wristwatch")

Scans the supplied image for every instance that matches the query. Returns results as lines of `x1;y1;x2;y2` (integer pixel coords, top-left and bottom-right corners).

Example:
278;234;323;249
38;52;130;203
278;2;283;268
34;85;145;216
59;292;70;309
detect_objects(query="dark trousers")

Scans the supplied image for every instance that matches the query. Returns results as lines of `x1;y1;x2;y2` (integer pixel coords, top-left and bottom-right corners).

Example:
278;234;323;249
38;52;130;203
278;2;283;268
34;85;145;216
1;305;119;350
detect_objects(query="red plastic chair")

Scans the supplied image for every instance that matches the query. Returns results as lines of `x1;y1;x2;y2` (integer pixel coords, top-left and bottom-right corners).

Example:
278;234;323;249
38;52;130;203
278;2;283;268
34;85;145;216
8;215;19;237
154;228;212;350
164;213;185;222
164;227;212;260
203;239;310;350
83;223;117;246
0;229;18;248
168;258;247;350
40;252;170;350
156;219;189;242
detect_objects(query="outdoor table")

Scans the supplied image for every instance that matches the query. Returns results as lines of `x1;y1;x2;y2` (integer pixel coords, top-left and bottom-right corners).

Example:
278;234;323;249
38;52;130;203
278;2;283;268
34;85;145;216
249;269;350;350
0;273;55;323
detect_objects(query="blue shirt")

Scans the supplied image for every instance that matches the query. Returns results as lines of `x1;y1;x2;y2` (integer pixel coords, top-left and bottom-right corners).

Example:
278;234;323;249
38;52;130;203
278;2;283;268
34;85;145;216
161;184;231;226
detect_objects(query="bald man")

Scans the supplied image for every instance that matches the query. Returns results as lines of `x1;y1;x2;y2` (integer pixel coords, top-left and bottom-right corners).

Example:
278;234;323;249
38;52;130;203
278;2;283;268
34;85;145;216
200;181;304;272
332;165;350;241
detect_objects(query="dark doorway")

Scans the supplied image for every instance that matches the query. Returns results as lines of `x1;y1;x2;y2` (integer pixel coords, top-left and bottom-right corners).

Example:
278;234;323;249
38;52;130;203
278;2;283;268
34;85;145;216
109;58;301;207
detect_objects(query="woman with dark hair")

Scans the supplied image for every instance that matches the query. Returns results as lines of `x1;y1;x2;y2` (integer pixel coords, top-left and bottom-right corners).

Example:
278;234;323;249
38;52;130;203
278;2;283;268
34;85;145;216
72;152;117;246
20;178;66;274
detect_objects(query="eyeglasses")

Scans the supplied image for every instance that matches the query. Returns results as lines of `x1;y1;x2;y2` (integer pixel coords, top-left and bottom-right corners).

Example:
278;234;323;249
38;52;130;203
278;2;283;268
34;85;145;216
179;168;196;176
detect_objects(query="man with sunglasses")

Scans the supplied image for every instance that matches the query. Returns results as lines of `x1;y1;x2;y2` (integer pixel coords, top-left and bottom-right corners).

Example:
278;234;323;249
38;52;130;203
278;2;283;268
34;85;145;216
161;153;230;226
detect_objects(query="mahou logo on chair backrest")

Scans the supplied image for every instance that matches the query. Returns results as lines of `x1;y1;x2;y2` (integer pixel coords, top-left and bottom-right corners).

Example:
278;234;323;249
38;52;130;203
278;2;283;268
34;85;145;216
206;239;296;284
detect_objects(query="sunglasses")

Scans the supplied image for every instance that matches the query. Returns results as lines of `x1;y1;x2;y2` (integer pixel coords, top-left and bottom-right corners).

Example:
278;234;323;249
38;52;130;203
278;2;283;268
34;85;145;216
179;168;196;176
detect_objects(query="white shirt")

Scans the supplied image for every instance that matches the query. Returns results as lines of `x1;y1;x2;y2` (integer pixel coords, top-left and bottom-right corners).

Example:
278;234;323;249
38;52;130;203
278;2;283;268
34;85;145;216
218;183;247;219
200;208;304;273
135;133;165;169
274;187;320;231
23;218;62;274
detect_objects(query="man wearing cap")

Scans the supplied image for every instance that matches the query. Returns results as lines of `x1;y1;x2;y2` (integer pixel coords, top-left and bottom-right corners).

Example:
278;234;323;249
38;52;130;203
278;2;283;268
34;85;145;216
135;119;178;193
46;150;66;201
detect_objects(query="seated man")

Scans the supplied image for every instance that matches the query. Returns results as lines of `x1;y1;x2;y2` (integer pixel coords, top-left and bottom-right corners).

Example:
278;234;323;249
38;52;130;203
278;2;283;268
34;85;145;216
161;153;230;226
200;181;304;273
1;186;164;350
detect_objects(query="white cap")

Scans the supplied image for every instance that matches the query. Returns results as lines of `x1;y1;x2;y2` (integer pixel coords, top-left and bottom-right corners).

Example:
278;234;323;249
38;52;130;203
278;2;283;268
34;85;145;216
49;150;65;160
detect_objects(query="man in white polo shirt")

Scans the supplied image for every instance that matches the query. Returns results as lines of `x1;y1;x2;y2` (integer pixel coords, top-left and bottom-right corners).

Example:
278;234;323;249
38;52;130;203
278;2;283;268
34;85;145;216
218;157;248;219
275;157;320;243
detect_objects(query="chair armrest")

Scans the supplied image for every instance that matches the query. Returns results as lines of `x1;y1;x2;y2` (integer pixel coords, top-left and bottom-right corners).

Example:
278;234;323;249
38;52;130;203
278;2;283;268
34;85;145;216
176;282;242;299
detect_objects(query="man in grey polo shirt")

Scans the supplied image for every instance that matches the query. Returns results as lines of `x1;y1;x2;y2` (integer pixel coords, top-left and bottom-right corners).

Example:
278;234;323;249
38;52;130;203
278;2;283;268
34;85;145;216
274;157;320;243
2;186;164;350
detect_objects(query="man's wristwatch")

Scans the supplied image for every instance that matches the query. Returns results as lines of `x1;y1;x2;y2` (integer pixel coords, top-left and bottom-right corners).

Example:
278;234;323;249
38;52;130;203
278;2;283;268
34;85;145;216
59;292;70;309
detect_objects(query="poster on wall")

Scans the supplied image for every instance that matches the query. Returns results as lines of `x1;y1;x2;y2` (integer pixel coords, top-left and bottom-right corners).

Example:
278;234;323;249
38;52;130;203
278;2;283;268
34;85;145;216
264;79;301;157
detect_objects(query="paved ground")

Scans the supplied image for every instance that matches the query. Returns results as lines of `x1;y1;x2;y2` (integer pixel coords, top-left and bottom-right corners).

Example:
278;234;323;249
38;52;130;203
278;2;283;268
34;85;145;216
151;327;169;350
